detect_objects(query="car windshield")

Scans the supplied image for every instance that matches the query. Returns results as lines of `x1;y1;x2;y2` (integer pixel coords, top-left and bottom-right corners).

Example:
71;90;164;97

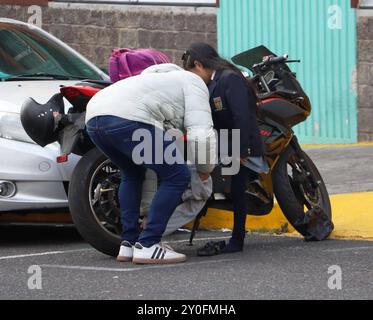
0;22;103;80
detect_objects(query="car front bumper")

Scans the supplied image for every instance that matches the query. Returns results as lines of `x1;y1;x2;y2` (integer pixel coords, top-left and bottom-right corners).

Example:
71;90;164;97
0;138;80;212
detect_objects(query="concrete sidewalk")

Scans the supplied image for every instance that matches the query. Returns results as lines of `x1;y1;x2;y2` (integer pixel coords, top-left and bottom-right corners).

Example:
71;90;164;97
198;144;373;240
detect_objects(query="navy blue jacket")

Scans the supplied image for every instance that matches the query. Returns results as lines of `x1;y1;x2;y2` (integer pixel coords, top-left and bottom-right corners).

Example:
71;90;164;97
208;70;264;158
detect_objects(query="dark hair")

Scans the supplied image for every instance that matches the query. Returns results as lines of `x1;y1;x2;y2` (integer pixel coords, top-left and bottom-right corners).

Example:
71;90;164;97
182;42;258;101
182;42;243;74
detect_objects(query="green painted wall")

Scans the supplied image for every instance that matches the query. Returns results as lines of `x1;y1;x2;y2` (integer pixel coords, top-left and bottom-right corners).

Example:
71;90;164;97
217;0;357;143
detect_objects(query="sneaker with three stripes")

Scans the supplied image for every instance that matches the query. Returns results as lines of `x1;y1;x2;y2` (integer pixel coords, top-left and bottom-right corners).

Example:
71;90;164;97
132;242;186;264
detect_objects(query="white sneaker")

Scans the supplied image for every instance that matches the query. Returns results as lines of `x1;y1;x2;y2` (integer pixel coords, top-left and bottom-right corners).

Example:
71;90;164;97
132;242;186;264
117;241;133;262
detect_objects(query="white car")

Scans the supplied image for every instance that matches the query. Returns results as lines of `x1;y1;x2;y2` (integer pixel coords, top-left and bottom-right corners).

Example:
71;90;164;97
0;18;109;212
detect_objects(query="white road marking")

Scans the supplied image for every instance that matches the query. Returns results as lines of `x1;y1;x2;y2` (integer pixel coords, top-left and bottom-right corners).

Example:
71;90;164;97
0;248;93;260
323;246;373;253
0;236;230;260
40;258;240;273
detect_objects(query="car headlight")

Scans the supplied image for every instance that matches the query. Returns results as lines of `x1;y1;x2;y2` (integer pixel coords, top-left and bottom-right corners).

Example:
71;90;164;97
0;111;35;144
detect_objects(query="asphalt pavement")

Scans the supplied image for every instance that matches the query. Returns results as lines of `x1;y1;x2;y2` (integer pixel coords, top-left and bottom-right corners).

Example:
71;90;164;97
0;226;372;300
1;145;372;300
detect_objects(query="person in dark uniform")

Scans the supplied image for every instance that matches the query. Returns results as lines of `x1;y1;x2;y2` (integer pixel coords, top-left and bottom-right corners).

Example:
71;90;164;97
182;42;267;255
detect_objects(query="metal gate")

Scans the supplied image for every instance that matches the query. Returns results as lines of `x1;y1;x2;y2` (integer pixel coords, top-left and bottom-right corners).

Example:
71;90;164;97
217;0;357;143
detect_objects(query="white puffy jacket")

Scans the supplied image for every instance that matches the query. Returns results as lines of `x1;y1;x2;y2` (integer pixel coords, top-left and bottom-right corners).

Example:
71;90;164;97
86;63;216;173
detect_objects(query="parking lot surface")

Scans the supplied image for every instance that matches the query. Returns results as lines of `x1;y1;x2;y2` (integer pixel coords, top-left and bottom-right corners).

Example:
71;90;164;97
0;225;372;300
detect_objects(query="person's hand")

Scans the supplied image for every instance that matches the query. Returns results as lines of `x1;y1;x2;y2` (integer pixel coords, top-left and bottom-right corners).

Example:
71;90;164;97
198;172;210;181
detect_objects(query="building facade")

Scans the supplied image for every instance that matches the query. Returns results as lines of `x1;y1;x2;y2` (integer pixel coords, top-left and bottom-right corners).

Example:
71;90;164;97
357;3;373;142
0;0;372;143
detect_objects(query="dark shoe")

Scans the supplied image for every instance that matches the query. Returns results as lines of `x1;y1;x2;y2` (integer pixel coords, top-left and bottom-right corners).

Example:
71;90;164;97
220;240;243;254
197;241;226;256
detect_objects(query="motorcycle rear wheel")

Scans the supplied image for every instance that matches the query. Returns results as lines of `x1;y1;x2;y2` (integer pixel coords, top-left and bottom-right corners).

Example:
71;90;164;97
68;148;121;257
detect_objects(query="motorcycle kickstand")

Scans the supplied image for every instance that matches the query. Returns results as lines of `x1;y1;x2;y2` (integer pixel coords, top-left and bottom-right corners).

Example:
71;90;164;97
188;202;209;246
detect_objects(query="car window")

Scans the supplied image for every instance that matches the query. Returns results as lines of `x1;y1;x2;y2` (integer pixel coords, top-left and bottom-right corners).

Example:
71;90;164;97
0;22;103;80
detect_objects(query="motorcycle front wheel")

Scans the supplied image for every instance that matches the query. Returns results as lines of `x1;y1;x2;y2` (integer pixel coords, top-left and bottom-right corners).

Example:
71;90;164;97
272;144;332;238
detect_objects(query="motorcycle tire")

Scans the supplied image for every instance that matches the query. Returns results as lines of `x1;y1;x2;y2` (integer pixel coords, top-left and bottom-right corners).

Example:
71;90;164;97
272;144;332;237
68;148;120;257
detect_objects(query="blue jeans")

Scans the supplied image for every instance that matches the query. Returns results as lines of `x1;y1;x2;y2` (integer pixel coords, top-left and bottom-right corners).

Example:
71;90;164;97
86;116;191;247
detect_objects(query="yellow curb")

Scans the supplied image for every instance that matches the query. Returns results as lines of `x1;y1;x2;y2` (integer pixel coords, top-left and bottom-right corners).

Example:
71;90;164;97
2;192;372;241
189;206;294;233
187;192;373;241
302;142;373;149
325;192;373;240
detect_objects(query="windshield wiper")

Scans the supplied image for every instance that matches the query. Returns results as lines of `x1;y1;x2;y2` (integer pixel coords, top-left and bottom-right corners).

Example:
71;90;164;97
1;72;89;81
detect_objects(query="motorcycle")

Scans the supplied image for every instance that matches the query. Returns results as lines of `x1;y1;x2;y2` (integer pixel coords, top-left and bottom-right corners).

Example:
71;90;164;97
21;46;333;257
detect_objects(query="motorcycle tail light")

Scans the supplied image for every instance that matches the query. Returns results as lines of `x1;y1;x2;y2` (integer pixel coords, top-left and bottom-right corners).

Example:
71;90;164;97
57;154;68;163
60;87;81;101
60;86;101;103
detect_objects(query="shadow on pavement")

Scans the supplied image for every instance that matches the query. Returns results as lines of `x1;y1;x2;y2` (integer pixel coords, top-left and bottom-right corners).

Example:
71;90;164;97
0;224;83;246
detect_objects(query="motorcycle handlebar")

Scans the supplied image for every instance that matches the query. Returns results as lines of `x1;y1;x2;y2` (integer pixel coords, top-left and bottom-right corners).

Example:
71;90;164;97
254;54;289;69
267;54;288;64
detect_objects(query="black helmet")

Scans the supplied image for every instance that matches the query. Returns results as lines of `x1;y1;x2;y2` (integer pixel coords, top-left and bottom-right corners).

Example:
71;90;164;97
20;93;65;147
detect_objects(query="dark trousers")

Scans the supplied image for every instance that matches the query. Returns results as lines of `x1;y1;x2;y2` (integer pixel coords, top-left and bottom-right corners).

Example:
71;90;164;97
86;116;190;247
230;166;258;245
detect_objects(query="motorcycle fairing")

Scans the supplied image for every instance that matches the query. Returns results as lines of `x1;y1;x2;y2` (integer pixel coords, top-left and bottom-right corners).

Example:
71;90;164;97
259;98;308;129
209;165;274;216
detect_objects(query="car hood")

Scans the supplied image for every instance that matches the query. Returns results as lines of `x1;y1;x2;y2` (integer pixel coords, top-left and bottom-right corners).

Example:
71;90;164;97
0;80;77;113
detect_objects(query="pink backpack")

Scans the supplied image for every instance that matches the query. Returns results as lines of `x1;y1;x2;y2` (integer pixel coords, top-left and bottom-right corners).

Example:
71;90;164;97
108;48;171;83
